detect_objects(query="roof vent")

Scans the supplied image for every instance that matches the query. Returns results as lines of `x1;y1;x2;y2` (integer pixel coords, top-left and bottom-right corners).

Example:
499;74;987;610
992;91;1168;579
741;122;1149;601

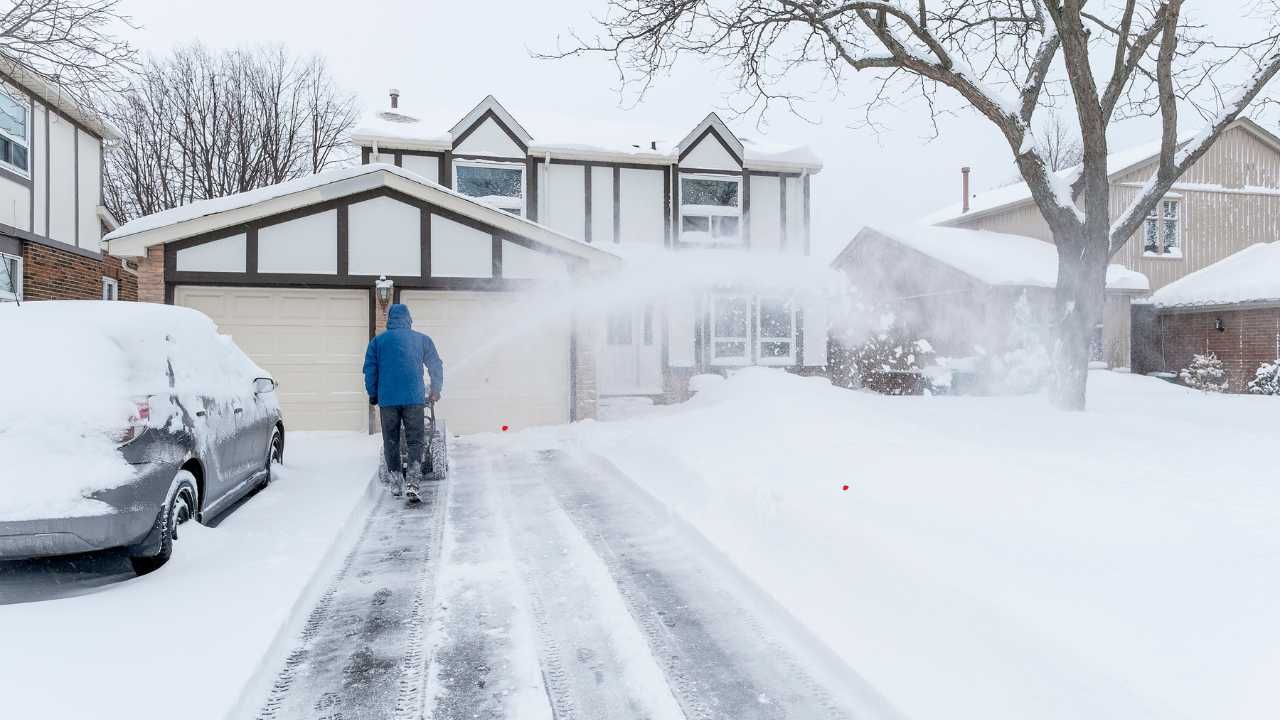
389;88;400;109
650;140;657;151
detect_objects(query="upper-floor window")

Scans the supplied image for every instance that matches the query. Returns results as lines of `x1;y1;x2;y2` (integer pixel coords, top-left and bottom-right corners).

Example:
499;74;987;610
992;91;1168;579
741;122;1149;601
0;85;28;175
1143;198;1180;257
680;174;741;245
0;252;22;301
454;160;524;216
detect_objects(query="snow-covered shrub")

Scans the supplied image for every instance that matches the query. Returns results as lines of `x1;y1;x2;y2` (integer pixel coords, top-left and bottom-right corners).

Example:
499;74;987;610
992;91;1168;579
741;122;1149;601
854;329;937;395
1248;359;1280;395
1179;352;1229;393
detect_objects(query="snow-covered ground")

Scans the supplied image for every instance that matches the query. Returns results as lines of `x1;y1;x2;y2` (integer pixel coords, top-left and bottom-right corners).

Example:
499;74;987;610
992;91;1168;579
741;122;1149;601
0;432;379;720
505;368;1280;720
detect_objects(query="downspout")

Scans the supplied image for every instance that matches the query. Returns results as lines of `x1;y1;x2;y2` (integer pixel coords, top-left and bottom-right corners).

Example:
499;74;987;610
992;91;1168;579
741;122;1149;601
542;150;551;220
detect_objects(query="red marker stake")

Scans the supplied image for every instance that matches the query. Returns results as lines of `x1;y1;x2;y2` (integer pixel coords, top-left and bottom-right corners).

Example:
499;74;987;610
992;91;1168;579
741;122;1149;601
501;425;509;432
841;485;849;491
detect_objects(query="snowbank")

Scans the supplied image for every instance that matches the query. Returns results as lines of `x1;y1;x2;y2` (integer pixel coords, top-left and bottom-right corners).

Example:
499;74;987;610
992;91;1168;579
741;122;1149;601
1150;241;1280;308
0;432;380;720
547;368;1280;720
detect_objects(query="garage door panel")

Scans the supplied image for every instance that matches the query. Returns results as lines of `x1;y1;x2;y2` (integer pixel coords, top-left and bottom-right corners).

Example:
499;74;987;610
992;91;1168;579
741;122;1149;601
175;286;370;432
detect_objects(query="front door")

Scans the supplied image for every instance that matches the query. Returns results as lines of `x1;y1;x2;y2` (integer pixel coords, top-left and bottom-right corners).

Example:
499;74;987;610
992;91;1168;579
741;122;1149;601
600;304;663;395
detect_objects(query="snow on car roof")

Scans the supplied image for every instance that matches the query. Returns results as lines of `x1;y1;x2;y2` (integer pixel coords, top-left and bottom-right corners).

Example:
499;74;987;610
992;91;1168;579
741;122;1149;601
1150;241;1280;308
858;225;1150;291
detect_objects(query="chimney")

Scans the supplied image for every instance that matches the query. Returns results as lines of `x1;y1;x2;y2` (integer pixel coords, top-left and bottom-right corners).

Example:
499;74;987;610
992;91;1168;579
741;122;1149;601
961;166;971;213
650;140;657;151
389;88;400;109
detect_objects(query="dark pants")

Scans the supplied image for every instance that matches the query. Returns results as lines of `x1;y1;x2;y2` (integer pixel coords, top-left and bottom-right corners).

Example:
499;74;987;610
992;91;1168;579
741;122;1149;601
379;404;425;473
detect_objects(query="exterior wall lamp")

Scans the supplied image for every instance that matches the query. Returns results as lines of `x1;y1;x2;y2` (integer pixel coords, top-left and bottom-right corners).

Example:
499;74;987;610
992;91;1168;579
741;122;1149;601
376;275;394;306
1215;318;1226;333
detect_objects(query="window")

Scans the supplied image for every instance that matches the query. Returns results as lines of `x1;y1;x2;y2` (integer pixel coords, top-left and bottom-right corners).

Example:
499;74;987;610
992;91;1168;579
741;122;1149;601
710;294;751;364
0;252;21;301
102;276;119;301
454;161;525;216
1143;198;1180;257
757;296;797;365
680;174;741;245
0;85;28;174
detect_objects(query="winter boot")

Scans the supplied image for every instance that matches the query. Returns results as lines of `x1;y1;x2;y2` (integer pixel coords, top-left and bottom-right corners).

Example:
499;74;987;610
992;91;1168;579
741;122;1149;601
378;462;392;486
389;470;405;497
405;462;423;503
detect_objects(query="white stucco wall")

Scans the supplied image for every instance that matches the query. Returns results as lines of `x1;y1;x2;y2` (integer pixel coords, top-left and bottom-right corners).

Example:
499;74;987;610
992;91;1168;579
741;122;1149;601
258;209;337;274
590;166;614;244
502;240;567;281
545;163;585;241
430;214;492;278
749;174;782;251
47;114;76;245
453;117;524;158
680;135;740;171
400;154;439;184
176;234;247;272
77;129;101;251
785;175;805;253
618;168;665;246
31;102;45;237
348;196;420;276
802;292;827;366
0;179;29;231
667;294;697;367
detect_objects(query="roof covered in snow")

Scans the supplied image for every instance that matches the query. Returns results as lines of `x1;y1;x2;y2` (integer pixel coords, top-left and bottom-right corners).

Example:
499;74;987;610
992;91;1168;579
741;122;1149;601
924;118;1280;225
1150;242;1280;308
351;95;822;172
103;163;620;267
841;225;1150;292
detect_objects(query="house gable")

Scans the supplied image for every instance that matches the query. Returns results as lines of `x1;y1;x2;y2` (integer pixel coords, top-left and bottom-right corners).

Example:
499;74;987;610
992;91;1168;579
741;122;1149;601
449;95;532;156
677;113;744;169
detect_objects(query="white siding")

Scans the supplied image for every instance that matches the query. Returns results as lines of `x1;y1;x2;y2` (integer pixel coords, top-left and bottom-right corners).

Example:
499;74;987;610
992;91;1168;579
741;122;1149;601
784;175;805;253
77;130;101;251
545;163;586;241
749;174;782;251
176;234;247;272
590;165;614;243
258;209;337;274
400;154;439;184
32;102;45;236
453;117;524;158
47;114;75;245
801;292;828;366
348;196;420;276
681;135;740;171
667;294;697;367
618;168;665;245
430;214;492;278
0;179;29;231
502;241;568;282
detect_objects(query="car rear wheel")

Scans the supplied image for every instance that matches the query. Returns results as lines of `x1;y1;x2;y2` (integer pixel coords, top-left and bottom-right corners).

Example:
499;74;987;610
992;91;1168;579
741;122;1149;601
263;428;284;487
129;470;198;576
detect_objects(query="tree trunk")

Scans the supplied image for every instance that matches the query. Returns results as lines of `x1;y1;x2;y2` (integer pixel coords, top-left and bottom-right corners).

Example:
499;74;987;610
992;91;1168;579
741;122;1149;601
1048;228;1109;410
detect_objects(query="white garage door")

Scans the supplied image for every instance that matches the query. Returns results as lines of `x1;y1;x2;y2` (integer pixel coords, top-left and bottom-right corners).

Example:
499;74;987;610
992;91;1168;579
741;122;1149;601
400;290;571;435
175;286;370;432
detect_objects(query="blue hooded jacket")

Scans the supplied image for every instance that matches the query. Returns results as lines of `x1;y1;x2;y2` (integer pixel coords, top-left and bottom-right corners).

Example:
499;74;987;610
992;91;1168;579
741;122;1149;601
363;304;444;407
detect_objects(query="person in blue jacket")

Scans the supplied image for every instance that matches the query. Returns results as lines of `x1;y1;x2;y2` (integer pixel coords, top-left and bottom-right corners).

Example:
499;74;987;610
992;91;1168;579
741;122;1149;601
363;303;444;497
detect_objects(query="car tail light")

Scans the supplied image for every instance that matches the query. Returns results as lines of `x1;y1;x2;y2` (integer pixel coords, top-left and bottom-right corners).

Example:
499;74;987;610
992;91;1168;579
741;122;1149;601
112;399;152;446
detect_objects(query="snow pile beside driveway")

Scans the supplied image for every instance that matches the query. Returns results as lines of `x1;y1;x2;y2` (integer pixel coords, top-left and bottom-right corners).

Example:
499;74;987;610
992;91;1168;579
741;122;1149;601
0;432;380;720
549;368;1280;720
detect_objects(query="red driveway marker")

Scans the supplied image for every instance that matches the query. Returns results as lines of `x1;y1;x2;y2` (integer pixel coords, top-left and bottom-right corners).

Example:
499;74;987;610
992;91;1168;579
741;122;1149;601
842;485;849;491
501;425;509;432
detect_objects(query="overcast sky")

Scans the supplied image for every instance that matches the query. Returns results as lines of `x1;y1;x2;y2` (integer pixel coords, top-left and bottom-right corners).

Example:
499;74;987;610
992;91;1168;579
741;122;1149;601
122;1;1271;261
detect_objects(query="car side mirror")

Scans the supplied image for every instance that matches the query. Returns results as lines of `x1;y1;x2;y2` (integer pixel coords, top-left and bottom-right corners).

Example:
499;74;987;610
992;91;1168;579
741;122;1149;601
253;377;278;395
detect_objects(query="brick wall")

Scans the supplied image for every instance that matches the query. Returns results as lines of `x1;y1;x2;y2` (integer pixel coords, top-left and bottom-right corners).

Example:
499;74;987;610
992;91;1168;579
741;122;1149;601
20;240;139;301
1156;307;1280;392
135;244;165;304
573;314;599;421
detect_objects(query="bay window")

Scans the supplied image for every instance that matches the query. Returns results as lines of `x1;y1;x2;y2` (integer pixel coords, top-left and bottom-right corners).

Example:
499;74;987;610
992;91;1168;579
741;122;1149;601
1;252;21;301
757;296;797;365
1143;198;1180;257
0;85;28;174
680;174;741;245
454;160;525;216
710;294;799;366
710;294;751;364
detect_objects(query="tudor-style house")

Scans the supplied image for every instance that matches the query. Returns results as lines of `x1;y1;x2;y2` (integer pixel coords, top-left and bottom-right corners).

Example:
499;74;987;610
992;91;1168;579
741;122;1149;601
351;93;826;402
0;63;132;303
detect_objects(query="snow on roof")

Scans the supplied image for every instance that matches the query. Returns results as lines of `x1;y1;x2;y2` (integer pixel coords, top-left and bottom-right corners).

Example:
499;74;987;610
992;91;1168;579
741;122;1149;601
0;57;121;141
859;225;1150;291
351;97;821;171
1150;242;1280;308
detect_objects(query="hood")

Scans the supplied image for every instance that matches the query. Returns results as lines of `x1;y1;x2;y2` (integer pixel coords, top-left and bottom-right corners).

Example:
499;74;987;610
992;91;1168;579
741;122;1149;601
387;303;413;329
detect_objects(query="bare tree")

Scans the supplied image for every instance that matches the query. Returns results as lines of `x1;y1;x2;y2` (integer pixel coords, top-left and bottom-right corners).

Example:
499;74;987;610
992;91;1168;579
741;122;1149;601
1037;109;1083;172
549;0;1280;409
105;43;359;223
0;0;137;106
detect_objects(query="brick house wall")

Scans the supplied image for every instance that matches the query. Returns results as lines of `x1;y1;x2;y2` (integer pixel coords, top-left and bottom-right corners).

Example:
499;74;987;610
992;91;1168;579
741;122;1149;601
20;240;138;302
1149;306;1280;392
135;244;165;304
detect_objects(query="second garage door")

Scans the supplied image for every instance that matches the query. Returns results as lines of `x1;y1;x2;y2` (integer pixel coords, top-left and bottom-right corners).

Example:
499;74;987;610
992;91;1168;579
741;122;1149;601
400;290;571;435
175;286;370;432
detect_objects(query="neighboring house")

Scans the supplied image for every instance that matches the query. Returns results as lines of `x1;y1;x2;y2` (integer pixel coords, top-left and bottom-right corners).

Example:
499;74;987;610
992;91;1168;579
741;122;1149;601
1133;242;1280;392
0;62;132;303
832;226;1149;369
351;93;827;401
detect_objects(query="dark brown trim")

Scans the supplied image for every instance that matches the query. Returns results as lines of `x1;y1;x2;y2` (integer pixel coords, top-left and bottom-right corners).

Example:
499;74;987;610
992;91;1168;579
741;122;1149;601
795;306;805;366
612;166;621;244
677;166;743;176
0;164;31;187
164;282;174;305
420;207;431;278
746;170;804;178
583;162;593;243
394;153;403;167
450;153;526;163
677;124;743;166
491;235;503;278
536;157;667;171
368;287;377;340
441;152;453;189
779;175;788;251
451;108;529;153
361;146;371;165
245;227;258;275
803;174;811;256
526;156;539;222
0;233;21;255
27;93;34;231
335;203;349;276
392;148;445;158
4;224;100;259
72;126;78;247
664;165;674;248
43;102;49;237
741;170;751;249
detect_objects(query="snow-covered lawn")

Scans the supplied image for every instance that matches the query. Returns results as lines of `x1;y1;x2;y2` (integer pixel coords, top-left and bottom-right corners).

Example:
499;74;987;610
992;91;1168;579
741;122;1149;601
0;432;379;720
525;369;1279;720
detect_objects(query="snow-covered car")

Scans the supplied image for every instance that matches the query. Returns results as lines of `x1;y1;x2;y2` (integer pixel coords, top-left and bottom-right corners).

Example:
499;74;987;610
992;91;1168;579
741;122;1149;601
0;301;285;574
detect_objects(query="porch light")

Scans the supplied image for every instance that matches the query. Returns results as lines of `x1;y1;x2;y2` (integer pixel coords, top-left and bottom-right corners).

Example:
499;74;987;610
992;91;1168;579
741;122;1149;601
376;275;394;306
1215;318;1226;332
